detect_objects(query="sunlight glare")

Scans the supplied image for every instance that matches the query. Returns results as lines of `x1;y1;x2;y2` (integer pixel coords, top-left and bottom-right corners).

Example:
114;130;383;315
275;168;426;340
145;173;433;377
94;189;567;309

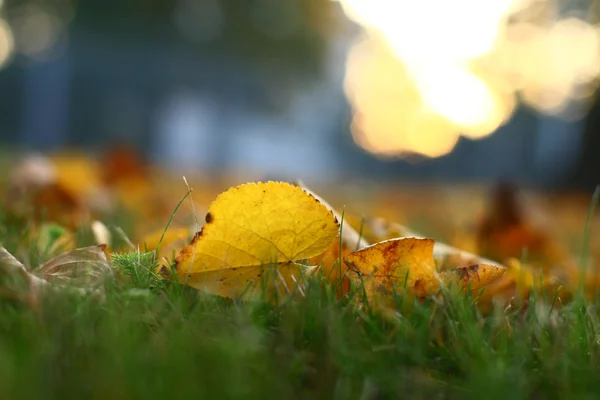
340;0;600;158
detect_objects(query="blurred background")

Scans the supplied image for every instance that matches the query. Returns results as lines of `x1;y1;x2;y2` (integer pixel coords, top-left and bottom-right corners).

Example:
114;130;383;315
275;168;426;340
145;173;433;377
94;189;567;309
0;0;599;190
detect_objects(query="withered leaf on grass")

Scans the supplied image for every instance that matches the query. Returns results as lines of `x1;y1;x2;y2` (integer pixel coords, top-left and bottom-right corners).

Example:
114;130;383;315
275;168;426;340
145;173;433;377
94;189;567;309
175;181;339;299
344;237;506;302
0;245;112;309
39;244;112;287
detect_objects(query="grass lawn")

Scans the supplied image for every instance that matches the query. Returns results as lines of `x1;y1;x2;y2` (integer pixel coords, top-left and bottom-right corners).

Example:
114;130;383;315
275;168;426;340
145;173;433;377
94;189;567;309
1;242;600;399
0;177;599;399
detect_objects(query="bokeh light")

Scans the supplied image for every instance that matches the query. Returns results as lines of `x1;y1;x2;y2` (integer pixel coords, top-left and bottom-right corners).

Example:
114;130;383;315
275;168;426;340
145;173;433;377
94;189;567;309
340;0;600;158
11;5;66;60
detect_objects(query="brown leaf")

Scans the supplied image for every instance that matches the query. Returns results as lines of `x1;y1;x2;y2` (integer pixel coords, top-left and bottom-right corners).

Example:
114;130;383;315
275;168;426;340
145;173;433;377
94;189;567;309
344;237;506;304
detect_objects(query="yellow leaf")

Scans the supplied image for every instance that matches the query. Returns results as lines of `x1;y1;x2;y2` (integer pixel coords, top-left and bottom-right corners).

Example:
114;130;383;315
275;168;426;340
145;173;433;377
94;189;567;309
175;181;339;298
182;262;318;299
344;237;506;301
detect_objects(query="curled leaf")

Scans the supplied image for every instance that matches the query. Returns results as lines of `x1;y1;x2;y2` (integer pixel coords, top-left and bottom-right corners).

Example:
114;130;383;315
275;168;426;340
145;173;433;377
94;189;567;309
39;245;112;288
0;246;109;310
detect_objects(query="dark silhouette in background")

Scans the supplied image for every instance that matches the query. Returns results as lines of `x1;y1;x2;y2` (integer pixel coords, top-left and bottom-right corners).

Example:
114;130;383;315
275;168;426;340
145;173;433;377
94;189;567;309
568;92;600;191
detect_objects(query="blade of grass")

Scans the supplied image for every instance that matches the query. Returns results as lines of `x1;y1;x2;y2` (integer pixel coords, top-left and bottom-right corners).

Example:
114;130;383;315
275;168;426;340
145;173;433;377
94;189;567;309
152;187;192;261
578;185;600;296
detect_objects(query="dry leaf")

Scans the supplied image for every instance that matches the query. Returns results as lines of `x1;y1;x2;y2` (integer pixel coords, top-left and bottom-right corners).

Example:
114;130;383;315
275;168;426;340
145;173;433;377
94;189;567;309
345;238;437;297
0;245;110;310
356;215;502;274
344;237;506;303
0;247;51;308
435;264;507;292
175;181;339;298
39;245;113;288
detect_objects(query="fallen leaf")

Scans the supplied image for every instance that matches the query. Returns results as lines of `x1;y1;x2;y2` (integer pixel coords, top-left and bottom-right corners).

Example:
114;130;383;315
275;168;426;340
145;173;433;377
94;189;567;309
354;215;502;274
435;264;507;292
0;246;50;308
39;245;113;288
344;238;437;298
0;245;111;310
344;237;506;303
175;181;339;298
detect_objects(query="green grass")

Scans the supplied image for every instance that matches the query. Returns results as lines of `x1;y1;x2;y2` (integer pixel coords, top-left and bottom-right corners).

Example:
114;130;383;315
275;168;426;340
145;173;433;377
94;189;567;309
0;257;600;399
0;187;599;400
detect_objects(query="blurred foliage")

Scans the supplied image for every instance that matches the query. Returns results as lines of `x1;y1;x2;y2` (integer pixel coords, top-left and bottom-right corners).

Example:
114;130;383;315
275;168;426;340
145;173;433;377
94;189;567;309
2;0;339;74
